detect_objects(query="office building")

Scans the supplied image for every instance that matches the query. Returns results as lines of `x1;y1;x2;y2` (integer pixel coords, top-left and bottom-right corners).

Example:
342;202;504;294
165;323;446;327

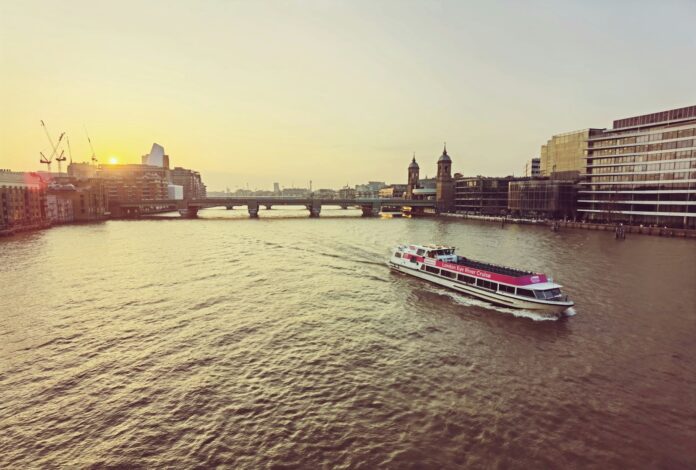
141;143;170;168
508;179;577;219
525;157;541;177
454;176;519;215
540;129;602;179
578;105;696;228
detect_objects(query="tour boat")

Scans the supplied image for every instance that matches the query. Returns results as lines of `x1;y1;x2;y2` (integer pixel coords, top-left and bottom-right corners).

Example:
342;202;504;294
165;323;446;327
389;244;574;316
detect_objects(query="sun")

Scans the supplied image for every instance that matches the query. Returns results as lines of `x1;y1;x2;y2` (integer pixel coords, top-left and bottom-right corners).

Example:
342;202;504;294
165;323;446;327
108;156;118;164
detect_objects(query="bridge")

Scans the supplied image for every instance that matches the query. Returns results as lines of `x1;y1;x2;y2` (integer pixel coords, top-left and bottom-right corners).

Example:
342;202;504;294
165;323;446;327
113;197;436;218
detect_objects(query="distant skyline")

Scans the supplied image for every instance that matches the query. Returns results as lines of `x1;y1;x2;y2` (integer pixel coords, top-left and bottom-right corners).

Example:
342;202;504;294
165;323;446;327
1;0;695;190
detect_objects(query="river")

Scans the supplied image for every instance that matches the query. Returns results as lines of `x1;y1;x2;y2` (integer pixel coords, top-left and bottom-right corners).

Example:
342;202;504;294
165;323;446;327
1;207;694;468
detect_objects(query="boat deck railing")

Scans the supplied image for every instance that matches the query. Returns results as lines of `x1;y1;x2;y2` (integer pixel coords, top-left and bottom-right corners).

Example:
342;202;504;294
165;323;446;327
456;258;534;278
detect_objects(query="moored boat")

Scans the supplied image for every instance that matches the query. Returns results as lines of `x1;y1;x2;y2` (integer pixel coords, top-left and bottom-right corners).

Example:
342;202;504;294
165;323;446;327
389;244;574;317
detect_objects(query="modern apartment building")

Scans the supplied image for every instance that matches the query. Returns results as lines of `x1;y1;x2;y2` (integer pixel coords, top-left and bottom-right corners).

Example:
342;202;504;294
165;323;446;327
578;106;696;228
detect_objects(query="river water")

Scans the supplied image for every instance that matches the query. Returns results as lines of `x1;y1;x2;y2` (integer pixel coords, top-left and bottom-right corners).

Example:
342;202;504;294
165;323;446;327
1;207;695;468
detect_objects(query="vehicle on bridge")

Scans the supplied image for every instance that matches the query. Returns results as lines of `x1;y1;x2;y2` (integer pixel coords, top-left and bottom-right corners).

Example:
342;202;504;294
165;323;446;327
388;244;574;317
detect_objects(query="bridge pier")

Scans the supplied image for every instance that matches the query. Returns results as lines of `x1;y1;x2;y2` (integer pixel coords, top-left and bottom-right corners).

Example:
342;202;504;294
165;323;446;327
361;203;381;217
248;202;259;218
179;206;199;218
307;202;321;217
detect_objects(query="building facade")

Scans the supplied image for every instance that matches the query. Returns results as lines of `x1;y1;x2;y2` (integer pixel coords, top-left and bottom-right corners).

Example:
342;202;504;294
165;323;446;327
46;177;108;224
578;105;696;228
540;129;602;179
0;170;48;234
378;184;407;199
454;176;517;215
525;157;541;177
170;167;207;200
508;179;577;219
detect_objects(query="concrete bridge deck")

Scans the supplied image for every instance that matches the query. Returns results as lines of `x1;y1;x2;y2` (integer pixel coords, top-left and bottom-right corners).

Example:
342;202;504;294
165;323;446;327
114;197;436;218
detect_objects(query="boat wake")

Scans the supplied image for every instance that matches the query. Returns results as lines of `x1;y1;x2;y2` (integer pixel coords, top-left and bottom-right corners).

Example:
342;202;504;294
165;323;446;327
432;286;563;322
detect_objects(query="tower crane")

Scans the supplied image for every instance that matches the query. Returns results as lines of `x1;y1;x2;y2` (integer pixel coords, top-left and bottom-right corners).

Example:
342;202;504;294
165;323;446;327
39;151;52;173
85;127;98;165
39;120;65;174
55;149;67;175
65;135;73;165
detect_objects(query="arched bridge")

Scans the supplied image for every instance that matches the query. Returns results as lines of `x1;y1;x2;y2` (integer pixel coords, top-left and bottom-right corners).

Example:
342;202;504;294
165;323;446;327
114;197;436;218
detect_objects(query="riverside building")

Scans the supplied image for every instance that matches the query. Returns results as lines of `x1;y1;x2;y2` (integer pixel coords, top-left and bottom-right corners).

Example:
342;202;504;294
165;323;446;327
578;105;696;228
508;179;577;220
454;176;519;215
0;170;48;235
540;129;602;179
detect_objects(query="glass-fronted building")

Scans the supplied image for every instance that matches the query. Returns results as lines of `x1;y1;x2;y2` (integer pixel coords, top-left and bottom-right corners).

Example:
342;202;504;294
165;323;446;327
508;179;577;219
578;106;696;228
454;176;518;215
540;129;602;179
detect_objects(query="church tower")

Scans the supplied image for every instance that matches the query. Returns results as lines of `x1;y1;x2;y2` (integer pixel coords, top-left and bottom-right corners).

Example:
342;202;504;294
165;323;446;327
436;144;455;212
406;154;419;199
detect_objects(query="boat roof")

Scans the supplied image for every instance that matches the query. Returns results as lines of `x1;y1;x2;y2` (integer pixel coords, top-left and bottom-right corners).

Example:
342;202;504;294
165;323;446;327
407;244;454;251
525;282;562;290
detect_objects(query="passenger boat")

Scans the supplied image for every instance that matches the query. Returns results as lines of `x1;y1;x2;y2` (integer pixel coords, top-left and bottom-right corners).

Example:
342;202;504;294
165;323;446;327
389;244;574;316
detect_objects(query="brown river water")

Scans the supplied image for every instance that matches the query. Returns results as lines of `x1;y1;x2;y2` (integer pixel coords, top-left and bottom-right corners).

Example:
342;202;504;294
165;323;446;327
1;207;695;469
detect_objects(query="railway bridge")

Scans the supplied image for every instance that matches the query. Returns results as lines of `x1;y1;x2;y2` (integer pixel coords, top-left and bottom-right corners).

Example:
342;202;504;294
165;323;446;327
113;197;436;218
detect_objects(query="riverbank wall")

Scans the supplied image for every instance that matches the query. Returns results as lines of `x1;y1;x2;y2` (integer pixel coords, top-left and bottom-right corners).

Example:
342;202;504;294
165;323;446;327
441;213;696;239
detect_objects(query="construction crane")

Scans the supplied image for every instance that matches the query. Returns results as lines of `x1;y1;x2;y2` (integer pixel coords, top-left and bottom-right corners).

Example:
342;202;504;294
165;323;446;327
40;120;65;174
39;151;52;173
65;135;73;165
85;127;98;165
55;149;66;175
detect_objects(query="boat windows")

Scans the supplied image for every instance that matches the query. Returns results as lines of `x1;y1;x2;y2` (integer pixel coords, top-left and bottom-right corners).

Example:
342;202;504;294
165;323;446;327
410;256;419;263
535;288;562;300
516;288;536;298
458;274;475;284
441;270;456;279
395;252;402;258
498;284;516;294
425;266;440;275
476;279;498;291
417;249;425;256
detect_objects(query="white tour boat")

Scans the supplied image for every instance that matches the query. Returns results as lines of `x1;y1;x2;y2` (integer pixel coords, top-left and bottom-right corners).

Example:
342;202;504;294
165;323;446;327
389;244;574;316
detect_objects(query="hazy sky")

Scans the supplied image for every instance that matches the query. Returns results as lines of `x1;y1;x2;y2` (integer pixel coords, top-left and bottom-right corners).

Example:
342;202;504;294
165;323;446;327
1;0;695;190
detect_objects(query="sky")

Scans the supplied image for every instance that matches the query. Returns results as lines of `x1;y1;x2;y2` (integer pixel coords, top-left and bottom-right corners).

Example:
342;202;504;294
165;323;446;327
1;0;695;191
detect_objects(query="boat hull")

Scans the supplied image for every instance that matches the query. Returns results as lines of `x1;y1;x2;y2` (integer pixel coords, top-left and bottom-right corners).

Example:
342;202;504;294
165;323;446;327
389;260;573;317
